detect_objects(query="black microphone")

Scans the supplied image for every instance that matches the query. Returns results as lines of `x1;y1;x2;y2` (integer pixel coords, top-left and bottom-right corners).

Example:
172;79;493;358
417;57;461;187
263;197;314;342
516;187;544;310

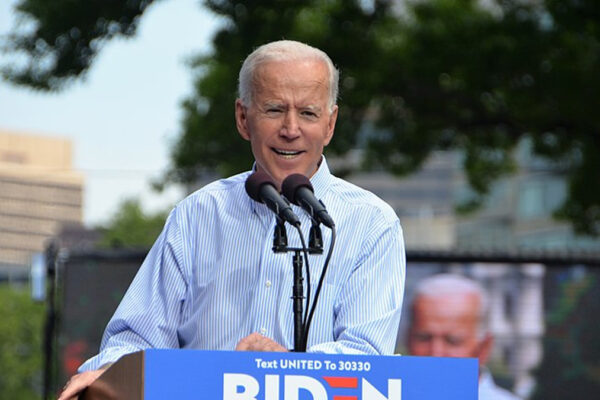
245;171;301;226
282;174;335;228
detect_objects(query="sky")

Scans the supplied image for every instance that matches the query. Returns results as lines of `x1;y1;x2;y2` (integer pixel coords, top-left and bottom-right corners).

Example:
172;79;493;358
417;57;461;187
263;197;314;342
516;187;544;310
0;0;222;226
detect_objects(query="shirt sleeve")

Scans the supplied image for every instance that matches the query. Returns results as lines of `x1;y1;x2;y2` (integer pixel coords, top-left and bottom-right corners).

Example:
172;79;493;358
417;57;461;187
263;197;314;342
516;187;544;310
308;217;405;355
78;208;188;372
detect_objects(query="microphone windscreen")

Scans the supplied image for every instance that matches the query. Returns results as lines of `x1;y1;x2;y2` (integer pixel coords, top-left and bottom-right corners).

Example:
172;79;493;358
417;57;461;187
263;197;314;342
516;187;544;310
245;171;275;203
282;173;313;205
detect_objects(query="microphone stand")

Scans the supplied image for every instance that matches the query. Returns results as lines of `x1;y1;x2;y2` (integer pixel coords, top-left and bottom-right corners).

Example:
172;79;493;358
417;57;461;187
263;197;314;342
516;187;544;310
291;251;304;352
272;218;323;352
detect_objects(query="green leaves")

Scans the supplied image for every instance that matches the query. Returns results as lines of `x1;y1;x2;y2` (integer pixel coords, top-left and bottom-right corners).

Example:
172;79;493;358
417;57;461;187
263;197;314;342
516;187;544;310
2;0;157;90
4;0;600;234
0;285;44;400
99;198;170;249
365;0;600;234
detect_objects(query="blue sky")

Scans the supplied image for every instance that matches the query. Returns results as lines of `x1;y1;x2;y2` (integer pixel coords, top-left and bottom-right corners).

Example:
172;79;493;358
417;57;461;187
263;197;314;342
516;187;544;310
0;0;222;226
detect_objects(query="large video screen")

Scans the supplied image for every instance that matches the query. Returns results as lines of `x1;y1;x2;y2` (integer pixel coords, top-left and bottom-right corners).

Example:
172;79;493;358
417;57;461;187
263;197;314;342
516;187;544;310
395;261;599;399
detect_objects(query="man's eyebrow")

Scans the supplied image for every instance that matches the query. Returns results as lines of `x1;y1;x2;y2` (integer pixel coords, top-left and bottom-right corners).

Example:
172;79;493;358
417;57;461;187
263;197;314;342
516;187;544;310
301;105;322;112
263;101;285;108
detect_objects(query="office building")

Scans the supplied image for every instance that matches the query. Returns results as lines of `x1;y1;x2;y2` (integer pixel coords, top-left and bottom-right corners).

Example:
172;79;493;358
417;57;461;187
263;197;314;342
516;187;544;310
0;130;84;280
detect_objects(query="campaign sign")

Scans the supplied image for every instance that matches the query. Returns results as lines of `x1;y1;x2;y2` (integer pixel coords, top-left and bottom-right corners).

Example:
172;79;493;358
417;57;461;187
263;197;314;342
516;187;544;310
143;349;477;400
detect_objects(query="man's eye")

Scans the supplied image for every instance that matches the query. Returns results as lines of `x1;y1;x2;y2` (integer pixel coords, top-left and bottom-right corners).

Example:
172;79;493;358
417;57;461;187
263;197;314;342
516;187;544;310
301;111;317;118
445;336;464;346
414;334;432;342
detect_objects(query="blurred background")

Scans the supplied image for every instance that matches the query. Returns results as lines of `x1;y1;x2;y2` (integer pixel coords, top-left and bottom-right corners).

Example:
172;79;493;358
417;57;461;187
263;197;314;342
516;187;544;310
1;0;599;398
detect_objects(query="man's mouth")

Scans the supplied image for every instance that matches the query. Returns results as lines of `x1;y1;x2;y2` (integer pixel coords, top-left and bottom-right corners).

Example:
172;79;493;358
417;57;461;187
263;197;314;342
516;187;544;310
272;148;303;158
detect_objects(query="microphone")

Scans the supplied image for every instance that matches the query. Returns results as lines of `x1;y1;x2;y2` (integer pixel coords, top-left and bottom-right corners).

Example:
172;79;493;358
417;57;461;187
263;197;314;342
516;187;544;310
282;174;335;228
245;171;301;226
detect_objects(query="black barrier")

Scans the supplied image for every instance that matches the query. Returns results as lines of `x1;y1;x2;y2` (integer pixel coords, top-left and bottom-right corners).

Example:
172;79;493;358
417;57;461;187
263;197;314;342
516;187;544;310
46;250;145;398
46;248;600;399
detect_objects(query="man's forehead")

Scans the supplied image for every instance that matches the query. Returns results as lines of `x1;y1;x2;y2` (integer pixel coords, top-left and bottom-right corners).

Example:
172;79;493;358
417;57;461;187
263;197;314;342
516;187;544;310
414;293;481;318
253;59;328;84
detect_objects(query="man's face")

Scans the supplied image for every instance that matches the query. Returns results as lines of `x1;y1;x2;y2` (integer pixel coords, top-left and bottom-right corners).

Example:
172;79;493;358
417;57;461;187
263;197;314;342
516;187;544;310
408;293;491;365
235;59;338;188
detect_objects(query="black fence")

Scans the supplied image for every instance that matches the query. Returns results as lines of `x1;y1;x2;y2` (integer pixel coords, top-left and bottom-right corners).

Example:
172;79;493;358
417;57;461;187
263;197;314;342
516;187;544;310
44;247;600;399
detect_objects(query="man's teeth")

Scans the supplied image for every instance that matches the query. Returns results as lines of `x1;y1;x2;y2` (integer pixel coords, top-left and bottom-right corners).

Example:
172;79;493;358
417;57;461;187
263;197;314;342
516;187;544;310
274;149;301;156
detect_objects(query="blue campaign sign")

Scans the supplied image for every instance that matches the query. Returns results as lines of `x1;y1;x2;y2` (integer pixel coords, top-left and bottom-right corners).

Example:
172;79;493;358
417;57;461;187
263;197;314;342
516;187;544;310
143;349;477;400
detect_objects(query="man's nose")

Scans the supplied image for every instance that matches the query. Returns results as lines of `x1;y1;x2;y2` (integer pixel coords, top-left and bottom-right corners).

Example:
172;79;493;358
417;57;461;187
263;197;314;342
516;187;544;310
430;338;448;357
280;111;300;138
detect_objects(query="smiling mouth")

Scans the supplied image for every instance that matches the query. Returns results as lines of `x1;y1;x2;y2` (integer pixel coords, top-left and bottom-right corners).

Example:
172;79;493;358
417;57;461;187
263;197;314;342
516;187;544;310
272;148;303;158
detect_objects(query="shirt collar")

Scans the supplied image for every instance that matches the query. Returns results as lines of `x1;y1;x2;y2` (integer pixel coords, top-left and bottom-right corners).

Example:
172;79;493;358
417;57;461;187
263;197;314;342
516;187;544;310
479;367;493;386
310;155;333;200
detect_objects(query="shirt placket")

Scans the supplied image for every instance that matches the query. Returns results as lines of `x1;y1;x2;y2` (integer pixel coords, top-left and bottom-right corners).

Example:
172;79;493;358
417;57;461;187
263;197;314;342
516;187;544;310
249;211;283;339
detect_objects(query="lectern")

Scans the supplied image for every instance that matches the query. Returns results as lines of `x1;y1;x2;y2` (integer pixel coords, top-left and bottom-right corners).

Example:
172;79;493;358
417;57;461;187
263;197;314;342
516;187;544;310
82;349;477;399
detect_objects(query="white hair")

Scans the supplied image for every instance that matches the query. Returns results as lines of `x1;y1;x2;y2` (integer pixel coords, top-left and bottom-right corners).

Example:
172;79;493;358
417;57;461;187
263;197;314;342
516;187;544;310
238;40;339;111
412;273;490;338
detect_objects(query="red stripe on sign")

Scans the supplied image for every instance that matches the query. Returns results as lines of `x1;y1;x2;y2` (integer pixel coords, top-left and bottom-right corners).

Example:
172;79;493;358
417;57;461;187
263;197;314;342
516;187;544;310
333;396;358;400
322;376;358;388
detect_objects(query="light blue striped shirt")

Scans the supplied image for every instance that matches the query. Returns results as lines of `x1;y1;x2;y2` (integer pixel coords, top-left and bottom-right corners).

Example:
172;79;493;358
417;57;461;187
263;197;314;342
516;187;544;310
80;158;405;371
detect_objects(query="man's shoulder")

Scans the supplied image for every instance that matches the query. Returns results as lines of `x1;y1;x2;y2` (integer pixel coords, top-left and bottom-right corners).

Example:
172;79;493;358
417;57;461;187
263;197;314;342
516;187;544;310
186;171;250;200
327;176;399;224
171;171;251;217
480;386;521;400
479;372;522;400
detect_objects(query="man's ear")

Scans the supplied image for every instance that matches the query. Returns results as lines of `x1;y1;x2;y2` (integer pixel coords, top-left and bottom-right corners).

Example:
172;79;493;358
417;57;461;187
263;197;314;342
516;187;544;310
235;99;251;141
323;105;338;146
476;333;494;367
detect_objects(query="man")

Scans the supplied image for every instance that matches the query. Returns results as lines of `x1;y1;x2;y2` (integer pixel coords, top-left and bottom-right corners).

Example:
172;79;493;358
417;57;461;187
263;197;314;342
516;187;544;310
407;273;520;400
58;40;405;399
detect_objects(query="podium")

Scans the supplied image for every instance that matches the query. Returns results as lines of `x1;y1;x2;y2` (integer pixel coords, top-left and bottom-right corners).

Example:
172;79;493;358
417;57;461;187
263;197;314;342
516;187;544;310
82;349;478;399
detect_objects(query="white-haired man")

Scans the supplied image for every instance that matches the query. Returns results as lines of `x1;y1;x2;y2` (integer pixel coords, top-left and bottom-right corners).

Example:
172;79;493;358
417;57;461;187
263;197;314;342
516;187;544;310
407;273;520;400
59;40;405;399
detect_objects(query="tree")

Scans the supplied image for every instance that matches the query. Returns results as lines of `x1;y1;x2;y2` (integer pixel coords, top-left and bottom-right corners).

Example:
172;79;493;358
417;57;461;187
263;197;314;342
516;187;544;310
99;197;169;249
1;0;157;90
364;0;600;235
3;0;599;234
0;284;44;400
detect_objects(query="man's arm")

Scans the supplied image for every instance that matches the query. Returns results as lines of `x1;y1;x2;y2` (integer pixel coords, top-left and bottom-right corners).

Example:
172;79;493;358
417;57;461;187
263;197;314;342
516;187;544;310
79;207;188;372
308;218;405;354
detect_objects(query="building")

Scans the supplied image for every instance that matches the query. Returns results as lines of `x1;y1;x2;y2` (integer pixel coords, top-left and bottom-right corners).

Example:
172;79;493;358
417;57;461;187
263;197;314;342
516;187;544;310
0;130;84;281
454;139;600;251
345;151;458;250
342;139;600;253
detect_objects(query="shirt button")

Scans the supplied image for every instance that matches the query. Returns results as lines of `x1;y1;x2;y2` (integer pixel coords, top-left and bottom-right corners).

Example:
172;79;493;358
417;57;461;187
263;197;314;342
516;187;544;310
260;328;267;335
265;280;272;288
